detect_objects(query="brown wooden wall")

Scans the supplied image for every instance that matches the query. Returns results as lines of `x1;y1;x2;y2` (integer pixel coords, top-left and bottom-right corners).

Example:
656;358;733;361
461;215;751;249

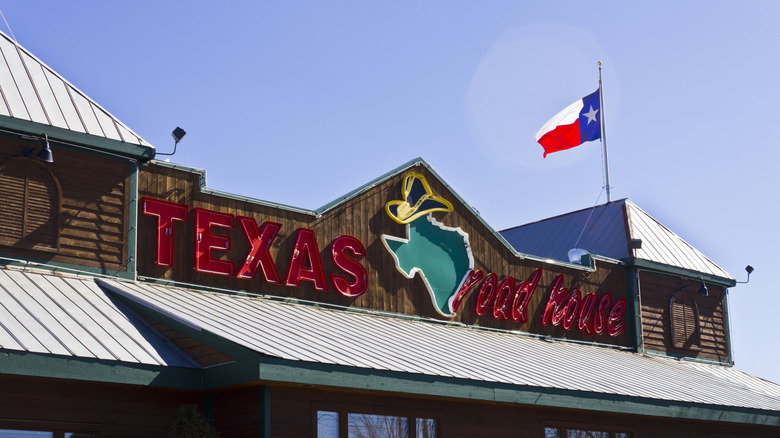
0;138;131;272
261;385;777;438
137;162;630;345
1;376;776;438
638;270;729;361
0;375;201;437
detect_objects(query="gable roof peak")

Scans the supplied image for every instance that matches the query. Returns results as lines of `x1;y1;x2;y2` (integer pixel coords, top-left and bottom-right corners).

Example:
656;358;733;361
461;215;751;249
0;30;153;155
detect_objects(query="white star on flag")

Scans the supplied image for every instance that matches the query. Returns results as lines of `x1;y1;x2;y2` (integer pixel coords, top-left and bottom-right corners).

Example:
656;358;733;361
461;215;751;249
583;105;599;124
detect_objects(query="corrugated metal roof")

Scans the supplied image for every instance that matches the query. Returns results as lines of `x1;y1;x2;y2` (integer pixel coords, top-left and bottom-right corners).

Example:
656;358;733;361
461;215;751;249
500;199;733;280
500;200;629;263
0;30;152;148
625;200;733;279
0;269;197;368
98;278;780;412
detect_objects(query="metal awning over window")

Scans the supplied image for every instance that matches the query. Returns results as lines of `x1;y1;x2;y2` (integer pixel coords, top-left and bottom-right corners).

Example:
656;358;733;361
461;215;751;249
96;278;780;417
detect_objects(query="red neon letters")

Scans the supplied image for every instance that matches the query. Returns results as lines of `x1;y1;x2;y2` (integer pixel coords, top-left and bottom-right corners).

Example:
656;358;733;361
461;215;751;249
236;217;282;283
141;197;367;297
541;274;627;336
195;208;235;276
142;198;188;267
285;228;329;291
330;235;368;298
469;269;542;323
456;267;625;337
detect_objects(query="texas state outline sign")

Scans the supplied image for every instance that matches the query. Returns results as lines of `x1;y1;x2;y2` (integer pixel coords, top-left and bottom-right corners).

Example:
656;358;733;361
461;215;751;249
381;172;474;317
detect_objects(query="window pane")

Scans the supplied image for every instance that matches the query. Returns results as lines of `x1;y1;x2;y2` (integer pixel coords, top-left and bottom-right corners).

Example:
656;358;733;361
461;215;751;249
317;410;340;438
567;430;608;438
544;427;561;438
415;418;436;438
348;413;408;438
0;431;53;438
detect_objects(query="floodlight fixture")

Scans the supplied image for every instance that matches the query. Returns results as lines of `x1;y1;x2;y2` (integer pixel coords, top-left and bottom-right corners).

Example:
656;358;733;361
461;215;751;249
156;127;187;157
23;133;54;163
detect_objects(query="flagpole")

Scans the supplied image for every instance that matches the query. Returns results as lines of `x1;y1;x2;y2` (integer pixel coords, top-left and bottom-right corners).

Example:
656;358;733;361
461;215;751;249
598;61;612;203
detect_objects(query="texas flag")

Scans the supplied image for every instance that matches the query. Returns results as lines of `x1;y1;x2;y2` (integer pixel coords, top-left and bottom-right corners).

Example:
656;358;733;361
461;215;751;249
535;90;601;158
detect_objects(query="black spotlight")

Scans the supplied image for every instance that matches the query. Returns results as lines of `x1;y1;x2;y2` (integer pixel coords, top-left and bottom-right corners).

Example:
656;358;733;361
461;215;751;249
23;133;54;163
697;279;709;297
172;127;186;144
156;127;187;157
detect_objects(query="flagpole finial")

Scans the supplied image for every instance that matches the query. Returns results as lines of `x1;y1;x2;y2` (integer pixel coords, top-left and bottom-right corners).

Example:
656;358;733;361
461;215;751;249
598;61;602;66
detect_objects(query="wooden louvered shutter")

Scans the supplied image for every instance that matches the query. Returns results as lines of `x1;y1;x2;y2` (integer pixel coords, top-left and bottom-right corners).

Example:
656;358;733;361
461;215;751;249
671;292;701;350
0;158;60;251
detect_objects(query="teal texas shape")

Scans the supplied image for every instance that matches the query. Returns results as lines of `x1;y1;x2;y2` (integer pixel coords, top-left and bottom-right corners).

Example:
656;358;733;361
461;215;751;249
382;214;474;317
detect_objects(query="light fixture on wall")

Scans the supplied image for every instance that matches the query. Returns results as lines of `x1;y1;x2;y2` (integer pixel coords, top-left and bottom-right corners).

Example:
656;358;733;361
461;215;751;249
567;248;590;264
697;279;709;297
23;133;54;163
155;127;187;157
737;265;754;284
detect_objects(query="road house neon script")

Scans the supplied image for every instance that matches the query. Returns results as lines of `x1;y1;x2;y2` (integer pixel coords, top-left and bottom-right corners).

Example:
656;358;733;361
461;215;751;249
141;197;368;297
451;268;627;336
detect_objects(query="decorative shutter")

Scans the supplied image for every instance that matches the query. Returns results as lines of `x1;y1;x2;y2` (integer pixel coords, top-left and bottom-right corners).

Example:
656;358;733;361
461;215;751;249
0;158;60;250
671;292;701;350
0;162;26;242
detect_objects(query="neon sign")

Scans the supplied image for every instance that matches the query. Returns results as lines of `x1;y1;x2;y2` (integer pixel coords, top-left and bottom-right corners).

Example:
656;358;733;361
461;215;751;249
381;172;627;336
450;269;626;336
141;197;368;297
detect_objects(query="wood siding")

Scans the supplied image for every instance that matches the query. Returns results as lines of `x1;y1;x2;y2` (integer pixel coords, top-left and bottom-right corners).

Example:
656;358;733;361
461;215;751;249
4;378;776;438
0;138;131;272
262;385;779;438
639;270;729;361
137;163;629;345
0;374;201;437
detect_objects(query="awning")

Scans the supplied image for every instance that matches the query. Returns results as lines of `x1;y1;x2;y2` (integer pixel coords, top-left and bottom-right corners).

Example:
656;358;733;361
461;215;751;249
95;277;780;423
0;268;196;368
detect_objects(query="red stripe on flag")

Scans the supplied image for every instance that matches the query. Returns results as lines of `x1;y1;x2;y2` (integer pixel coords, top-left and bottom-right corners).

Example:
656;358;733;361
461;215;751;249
537;121;582;158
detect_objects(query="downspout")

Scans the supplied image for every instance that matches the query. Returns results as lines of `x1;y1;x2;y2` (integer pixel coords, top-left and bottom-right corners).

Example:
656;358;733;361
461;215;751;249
633;269;645;354
127;159;139;280
723;288;734;365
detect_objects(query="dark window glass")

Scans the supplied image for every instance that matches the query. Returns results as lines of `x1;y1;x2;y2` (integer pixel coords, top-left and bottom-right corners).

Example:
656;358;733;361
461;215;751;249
544;426;631;438
348;413;408;438
317;410;436;438
0;431;53;438
317;411;339;438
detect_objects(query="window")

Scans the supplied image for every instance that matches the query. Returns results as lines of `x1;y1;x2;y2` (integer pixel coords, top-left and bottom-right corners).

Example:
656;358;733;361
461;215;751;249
317;410;437;438
0;430;94;438
670;290;701;350
0;158;61;251
544;426;632;438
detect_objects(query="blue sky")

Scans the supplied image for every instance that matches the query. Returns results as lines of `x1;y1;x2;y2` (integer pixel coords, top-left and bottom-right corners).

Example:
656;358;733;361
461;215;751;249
3;1;779;383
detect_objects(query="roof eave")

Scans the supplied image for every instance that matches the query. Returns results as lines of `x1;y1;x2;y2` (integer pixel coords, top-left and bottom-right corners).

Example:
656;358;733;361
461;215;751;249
257;355;780;426
0;116;155;161
625;257;737;287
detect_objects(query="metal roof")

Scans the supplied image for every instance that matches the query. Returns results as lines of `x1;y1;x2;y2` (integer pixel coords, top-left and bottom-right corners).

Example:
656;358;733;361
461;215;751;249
500;200;629;263
500;199;733;281
98;278;780;413
625;200;733;279
0;30;151;148
0;268;197;368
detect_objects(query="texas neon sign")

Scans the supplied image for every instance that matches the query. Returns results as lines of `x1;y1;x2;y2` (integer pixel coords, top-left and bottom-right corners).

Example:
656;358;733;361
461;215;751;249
141;197;368;297
381;172;627;336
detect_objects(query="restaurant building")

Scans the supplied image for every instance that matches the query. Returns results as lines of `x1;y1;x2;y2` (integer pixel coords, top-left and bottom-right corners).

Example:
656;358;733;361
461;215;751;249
0;30;778;437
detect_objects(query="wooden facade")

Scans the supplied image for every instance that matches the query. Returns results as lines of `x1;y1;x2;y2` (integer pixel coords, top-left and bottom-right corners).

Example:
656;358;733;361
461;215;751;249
0;136;770;436
137;161;630;346
638;270;729;361
0;137;132;273
5;373;778;438
0;374;201;437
